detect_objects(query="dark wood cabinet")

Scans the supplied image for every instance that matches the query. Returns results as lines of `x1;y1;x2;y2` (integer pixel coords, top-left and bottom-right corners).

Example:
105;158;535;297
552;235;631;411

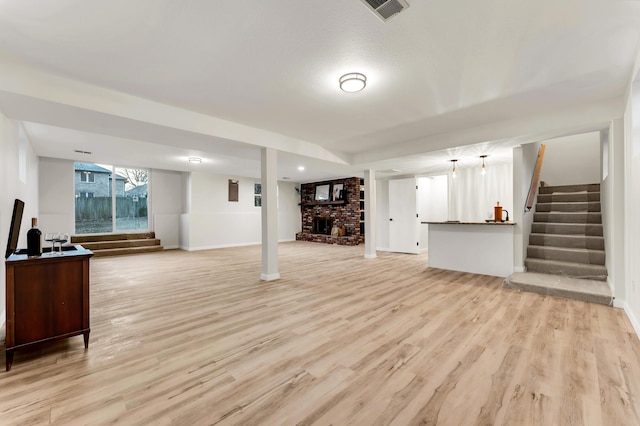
5;246;93;371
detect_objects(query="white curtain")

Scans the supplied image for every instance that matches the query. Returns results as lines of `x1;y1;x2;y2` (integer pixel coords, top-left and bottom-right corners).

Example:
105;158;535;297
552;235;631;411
448;162;513;222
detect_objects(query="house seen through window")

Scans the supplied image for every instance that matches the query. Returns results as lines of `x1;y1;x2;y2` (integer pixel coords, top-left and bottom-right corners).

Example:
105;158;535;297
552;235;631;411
74;162;149;234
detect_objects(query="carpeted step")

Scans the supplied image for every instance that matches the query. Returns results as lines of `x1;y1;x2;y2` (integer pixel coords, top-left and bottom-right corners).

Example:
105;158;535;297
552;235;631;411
503;272;612;305
533;212;602;224
524;258;607;281
527;245;605;265
538;183;600;194
535;202;600;212
531;223;603;236
72;232;156;243
79;239;161;251
91;245;164;257
537;192;600;203
529;233;605;250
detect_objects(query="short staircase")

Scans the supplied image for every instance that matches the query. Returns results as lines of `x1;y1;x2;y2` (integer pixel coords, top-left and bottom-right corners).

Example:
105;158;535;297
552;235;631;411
504;183;612;305
71;232;163;257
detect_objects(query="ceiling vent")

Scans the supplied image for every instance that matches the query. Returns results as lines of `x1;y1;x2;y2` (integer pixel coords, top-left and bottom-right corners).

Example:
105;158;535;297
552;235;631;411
360;0;409;21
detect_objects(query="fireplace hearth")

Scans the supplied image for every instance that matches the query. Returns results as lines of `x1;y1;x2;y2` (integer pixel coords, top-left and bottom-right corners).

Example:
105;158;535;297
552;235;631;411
312;217;332;235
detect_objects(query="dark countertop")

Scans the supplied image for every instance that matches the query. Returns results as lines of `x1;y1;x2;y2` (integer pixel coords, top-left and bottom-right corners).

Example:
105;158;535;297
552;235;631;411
6;245;94;263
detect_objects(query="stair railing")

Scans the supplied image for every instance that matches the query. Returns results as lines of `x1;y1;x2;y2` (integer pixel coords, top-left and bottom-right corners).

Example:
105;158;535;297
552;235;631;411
525;144;546;212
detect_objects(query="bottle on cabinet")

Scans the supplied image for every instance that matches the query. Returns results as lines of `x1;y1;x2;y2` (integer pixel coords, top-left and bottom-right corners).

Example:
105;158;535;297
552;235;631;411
26;217;42;256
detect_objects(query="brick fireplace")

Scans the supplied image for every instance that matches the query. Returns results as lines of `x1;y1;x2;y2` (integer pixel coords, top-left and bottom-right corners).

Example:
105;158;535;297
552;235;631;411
296;177;363;245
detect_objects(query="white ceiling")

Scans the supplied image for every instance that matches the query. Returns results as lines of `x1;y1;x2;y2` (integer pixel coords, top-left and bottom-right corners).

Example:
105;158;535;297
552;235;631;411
0;0;639;182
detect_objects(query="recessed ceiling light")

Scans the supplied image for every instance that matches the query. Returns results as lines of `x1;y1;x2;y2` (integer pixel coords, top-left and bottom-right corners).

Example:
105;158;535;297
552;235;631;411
298;166;305;171
339;73;367;93
188;157;202;163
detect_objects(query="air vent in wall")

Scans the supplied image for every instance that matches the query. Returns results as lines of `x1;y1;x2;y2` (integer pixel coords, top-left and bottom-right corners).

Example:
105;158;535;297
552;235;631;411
360;0;409;21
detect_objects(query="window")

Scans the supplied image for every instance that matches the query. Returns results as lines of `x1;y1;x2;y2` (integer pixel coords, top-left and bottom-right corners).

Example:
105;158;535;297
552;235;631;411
80;172;95;183
74;163;149;234
254;183;261;207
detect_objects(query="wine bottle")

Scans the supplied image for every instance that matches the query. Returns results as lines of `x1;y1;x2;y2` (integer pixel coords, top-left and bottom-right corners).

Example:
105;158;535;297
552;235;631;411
27;217;42;257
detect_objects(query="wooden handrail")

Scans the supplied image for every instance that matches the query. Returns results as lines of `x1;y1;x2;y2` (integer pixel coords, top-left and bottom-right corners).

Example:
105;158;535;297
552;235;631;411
525;144;546;212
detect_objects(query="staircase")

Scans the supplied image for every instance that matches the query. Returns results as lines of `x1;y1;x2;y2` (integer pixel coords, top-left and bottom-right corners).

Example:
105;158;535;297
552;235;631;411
504;183;612;305
71;232;163;257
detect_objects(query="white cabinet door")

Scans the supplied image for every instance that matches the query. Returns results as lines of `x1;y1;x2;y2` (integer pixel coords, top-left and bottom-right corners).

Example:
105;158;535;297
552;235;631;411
389;178;419;254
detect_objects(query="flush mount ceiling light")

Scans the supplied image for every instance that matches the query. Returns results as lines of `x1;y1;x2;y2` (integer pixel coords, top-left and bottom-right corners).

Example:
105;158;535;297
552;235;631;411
339;73;367;92
480;155;487;176
451;159;458;179
298;166;305;171
188;157;202;164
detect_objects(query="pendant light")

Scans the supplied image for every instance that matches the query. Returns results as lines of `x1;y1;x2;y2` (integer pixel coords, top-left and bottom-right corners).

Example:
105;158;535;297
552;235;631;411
451;159;458;179
480;155;487;176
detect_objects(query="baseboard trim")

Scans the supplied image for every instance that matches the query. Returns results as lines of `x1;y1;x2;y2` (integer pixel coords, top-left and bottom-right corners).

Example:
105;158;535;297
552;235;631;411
621;300;640;339
513;266;525;273
261;273;281;281
163;245;180;250
364;253;377;259
419;248;428;254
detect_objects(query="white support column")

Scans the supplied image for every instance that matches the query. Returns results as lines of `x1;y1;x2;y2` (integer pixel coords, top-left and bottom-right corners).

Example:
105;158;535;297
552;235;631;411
364;169;377;259
261;148;280;281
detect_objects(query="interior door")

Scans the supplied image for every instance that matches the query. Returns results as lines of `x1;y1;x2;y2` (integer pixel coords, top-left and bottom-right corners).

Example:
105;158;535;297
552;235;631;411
389;178;419;254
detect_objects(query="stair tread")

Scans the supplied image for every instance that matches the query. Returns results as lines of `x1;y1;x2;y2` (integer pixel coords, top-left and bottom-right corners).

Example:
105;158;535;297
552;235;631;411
530;232;603;237
532;222;602;226
93;245;163;251
81;239;161;245
92;246;164;257
536;200;599;203
503;272;611;305
539;183;600;193
524;259;608;281
536;211;601;215
71;232;156;243
528;245;604;253
526;257;606;266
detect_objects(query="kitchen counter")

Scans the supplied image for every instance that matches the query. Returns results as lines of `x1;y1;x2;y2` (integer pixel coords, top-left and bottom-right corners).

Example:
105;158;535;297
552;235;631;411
427;222;514;277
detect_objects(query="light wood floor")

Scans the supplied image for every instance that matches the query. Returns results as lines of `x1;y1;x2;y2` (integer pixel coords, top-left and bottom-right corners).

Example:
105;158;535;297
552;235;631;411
1;241;640;425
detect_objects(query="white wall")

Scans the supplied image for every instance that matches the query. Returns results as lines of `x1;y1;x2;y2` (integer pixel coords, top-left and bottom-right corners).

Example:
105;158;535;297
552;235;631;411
150;169;183;249
622;73;640;337
602;123;626;302
1;115;39;327
417;175;448;251
39;157;75;234
277;180;301;242
181;171;300;250
513;142;542;272
539;132;601;186
375;179;390;251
